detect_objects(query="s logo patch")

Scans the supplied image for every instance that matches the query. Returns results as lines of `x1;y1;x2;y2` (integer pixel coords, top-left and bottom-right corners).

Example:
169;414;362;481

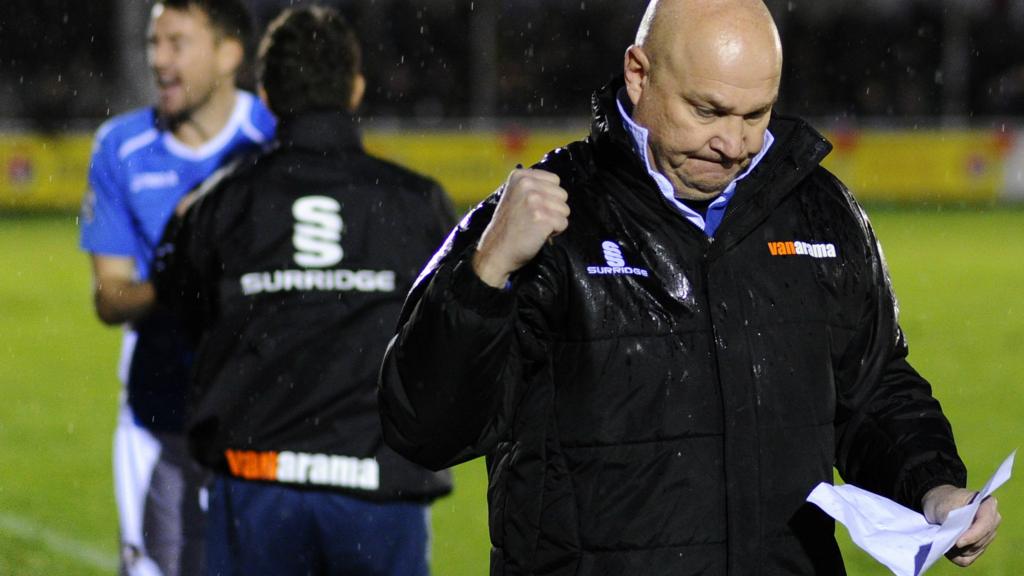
293;196;344;267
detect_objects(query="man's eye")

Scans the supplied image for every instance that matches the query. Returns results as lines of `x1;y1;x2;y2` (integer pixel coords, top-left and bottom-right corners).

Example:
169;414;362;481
695;107;717;118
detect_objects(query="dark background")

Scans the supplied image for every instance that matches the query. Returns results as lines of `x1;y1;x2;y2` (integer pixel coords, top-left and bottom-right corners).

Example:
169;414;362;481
1;0;1022;131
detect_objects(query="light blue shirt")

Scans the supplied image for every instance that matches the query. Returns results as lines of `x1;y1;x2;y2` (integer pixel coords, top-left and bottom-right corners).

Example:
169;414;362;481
616;91;774;237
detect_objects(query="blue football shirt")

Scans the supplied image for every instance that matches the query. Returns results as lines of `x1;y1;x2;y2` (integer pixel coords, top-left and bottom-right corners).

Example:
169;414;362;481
80;90;275;431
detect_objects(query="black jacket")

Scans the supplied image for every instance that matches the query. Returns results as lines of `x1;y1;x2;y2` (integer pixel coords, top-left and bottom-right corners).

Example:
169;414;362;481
379;81;967;573
155;111;454;502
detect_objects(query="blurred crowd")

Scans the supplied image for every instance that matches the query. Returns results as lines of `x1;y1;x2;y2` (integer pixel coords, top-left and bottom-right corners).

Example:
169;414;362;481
2;0;1024;130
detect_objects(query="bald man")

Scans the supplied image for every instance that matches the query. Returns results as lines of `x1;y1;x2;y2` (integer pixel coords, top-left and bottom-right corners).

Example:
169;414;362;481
379;1;999;574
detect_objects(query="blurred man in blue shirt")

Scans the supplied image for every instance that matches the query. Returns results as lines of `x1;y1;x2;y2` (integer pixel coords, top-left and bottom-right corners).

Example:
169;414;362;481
79;1;274;573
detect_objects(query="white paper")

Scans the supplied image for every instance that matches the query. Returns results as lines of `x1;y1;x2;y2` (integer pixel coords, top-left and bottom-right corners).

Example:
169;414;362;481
807;450;1015;576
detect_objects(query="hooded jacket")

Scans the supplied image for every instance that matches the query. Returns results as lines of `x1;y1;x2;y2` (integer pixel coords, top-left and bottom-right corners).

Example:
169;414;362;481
379;80;966;574
155;111;454;502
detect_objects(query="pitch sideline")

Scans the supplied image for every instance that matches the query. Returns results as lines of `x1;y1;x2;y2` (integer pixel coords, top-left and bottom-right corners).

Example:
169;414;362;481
0;512;117;571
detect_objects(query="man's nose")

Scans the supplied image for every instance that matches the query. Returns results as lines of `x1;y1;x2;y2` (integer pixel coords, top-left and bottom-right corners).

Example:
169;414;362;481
709;117;745;162
148;41;171;70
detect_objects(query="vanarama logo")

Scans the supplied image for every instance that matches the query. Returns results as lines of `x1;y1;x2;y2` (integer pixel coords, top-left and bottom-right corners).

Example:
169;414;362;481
767;240;837;259
224;449;379;490
587;240;650;277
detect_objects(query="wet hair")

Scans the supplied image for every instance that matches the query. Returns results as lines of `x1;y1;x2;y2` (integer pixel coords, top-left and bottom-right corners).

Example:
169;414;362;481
257;6;362;118
158;0;254;47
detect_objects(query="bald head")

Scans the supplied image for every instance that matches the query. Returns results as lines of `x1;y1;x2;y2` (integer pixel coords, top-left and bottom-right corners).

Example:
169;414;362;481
623;0;783;201
635;0;782;80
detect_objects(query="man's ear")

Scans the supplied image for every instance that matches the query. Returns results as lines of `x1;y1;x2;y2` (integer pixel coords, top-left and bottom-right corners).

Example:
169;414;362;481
348;73;366;112
217;37;244;79
623;45;650;107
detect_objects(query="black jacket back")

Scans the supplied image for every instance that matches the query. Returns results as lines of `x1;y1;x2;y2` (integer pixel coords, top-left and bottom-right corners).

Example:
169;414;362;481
157;111;454;502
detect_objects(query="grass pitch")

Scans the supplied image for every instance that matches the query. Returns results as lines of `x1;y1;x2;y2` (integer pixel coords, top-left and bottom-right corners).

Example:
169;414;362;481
0;208;1020;575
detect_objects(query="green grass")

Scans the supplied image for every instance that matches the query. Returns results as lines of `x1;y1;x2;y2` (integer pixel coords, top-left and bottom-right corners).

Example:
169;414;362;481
0;208;1021;575
839;207;1024;576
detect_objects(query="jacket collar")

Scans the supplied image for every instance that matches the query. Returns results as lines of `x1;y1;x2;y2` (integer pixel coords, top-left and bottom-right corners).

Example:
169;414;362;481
590;77;647;173
274;110;364;155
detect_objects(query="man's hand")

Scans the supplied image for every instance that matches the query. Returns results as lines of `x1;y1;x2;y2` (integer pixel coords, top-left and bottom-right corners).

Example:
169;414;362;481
922;484;1001;567
472;168;570;288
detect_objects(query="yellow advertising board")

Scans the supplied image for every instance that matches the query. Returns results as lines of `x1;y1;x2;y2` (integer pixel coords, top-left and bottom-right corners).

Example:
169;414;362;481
0;134;94;211
821;129;1009;204
0;127;1016;211
364;129;585;206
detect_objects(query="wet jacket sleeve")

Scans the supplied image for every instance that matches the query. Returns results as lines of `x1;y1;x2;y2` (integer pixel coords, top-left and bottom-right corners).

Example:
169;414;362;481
150;191;219;344
379;193;557;471
832;190;967;511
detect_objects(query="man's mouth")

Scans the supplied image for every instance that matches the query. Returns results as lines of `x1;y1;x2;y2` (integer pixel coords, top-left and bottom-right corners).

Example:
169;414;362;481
156;74;182;93
694;155;745;169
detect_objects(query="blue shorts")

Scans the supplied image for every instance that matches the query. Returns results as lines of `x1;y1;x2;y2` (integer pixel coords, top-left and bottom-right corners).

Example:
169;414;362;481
206;474;431;576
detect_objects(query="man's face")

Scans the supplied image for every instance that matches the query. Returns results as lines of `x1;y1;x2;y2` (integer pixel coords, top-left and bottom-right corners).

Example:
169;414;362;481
147;5;227;122
627;40;779;201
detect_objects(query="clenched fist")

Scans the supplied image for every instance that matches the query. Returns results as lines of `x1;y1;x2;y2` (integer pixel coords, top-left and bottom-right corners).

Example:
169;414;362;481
472;168;570;288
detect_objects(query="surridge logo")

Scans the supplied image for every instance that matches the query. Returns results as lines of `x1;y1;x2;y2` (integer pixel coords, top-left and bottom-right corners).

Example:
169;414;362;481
768;240;837;259
587;240;650;277
603;241;626;267
293;196;343;267
240;195;396;296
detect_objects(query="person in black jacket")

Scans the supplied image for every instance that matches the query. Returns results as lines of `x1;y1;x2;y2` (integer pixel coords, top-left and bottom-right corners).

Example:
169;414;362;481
154;6;454;575
378;0;1001;574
